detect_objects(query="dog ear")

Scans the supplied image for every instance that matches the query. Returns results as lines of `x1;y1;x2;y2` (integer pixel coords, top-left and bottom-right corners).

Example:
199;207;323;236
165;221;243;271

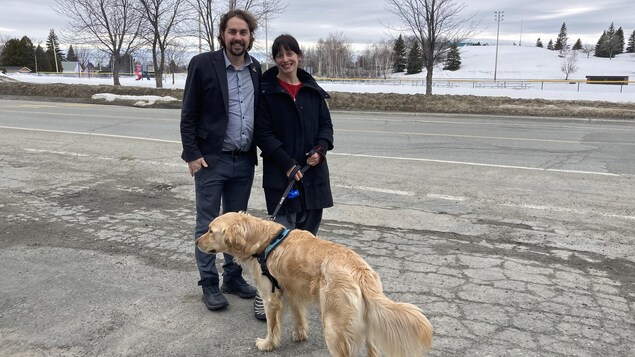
223;217;262;256
223;221;248;254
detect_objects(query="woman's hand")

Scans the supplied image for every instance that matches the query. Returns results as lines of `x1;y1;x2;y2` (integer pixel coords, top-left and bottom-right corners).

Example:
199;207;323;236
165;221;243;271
306;152;321;166
287;165;303;181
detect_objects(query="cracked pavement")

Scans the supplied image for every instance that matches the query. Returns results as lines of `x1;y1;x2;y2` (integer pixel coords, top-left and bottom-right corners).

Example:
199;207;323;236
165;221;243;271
1;104;634;356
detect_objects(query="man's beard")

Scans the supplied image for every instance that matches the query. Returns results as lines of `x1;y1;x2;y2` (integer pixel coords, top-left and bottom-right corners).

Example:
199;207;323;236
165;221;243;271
226;40;247;57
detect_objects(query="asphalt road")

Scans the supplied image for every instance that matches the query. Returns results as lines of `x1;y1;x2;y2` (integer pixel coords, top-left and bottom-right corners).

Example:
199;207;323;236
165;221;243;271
1;99;634;356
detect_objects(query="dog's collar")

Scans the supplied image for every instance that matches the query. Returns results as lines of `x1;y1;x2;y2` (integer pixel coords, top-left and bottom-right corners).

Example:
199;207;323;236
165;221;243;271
252;228;291;292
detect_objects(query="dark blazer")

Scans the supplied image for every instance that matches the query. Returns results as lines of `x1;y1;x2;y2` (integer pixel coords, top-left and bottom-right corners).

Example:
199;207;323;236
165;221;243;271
180;49;261;167
255;67;334;214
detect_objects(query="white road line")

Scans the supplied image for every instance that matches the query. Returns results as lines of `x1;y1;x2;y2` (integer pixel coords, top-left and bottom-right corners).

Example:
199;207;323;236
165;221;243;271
0;126;180;144
337;128;635;146
2;125;626;177
427;194;468;201
334;184;414;196
330;152;624;177
23;148;185;168
500;203;635;220
17;147;635;221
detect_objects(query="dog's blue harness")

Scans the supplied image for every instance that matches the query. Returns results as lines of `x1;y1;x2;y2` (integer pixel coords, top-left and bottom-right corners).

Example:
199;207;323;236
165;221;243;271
252;228;291;292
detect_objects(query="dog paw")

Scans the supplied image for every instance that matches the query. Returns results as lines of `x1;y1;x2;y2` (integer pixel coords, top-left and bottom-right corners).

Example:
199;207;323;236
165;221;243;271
292;329;308;342
256;338;275;351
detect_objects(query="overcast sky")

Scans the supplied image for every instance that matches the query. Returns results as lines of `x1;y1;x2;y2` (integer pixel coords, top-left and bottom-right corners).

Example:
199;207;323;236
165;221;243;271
1;0;633;50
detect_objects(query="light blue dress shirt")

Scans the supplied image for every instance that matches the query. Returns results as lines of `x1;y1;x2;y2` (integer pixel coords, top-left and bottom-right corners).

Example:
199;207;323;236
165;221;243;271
223;52;255;152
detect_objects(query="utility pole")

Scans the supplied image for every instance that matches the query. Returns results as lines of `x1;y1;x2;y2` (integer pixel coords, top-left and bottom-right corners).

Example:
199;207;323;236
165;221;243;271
264;0;269;69
494;11;504;81
33;43;38;74
198;14;202;53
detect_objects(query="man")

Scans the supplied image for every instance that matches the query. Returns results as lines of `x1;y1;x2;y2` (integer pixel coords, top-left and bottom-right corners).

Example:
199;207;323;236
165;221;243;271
180;9;260;311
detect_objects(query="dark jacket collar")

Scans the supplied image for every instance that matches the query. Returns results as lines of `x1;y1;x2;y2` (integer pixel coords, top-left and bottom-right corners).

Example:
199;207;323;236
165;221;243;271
261;67;329;99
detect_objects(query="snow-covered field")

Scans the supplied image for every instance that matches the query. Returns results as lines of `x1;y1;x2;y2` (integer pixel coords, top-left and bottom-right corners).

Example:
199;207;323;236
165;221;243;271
4;46;635;103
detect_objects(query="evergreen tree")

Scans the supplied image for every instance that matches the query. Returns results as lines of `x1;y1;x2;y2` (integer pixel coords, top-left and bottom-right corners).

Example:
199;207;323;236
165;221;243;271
615;26;625;54
535;38;543;48
443;44;461;71
35;45;50;72
45;29;65;72
406;40;423;74
392;34;407;73
626;30;635;53
554;22;568;51
0;36;34;68
595;23;621;58
547;39;554;50
572;38;583;51
595;31;608;57
66;45;78;62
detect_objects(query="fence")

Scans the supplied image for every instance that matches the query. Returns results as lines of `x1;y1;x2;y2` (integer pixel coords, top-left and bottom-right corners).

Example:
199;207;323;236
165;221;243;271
315;77;635;94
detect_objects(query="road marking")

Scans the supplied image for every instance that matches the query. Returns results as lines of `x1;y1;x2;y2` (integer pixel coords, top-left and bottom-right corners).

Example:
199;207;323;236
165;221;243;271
427;194;468;201
16;147;635;221
337;128;635;146
1;126;627;177
0;126;180;144
0;110;176;121
500;203;635;220
334;184;414;196
330;152;624;177
23;148;185;168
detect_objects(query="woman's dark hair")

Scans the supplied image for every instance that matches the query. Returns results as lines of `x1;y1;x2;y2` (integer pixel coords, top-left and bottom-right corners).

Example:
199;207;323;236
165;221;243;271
217;9;258;51
272;34;303;59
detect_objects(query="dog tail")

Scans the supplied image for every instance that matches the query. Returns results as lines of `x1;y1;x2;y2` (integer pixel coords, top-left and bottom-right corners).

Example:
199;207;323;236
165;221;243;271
365;294;433;356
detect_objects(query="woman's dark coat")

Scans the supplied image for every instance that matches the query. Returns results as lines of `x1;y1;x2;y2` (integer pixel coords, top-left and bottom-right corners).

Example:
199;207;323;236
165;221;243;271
255;67;334;215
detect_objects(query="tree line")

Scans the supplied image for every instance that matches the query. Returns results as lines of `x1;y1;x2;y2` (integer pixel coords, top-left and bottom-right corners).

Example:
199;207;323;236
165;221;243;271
535;22;635;58
1;0;479;95
4;1;631;94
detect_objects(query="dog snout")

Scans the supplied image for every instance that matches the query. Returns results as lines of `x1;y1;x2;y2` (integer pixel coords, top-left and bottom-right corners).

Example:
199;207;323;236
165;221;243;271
195;236;217;254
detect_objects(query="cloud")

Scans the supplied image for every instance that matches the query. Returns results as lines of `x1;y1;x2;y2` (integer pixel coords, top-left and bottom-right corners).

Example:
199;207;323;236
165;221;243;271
533;6;597;20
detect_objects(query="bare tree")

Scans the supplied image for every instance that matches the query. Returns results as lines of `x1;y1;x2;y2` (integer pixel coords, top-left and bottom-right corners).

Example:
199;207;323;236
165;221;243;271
581;44;594;58
560;50;578;80
165;39;189;84
355;41;393;78
138;0;191;88
187;0;223;52
73;46;93;70
55;0;144;85
235;0;287;22
190;0;285;54
386;0;477;95
311;32;353;78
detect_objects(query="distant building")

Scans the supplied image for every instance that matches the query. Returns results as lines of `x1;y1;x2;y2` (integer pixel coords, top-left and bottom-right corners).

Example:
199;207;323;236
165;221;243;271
1;66;32;74
61;61;81;75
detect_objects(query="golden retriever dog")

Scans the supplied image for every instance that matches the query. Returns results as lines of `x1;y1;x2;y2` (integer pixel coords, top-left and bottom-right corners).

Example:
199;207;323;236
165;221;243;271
196;212;433;357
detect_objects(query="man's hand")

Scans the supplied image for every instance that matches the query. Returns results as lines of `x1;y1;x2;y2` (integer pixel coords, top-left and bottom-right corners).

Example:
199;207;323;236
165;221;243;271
188;157;208;176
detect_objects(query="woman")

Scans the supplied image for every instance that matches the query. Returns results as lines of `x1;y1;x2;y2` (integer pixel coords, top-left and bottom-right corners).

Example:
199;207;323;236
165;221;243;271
253;33;334;320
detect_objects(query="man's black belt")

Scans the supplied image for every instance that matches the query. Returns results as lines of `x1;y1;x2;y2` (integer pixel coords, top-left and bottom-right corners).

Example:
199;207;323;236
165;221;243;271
222;150;249;158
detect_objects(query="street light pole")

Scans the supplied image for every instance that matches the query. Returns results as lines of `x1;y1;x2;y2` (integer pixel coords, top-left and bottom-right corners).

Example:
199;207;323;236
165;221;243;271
494;11;504;81
265;1;269;70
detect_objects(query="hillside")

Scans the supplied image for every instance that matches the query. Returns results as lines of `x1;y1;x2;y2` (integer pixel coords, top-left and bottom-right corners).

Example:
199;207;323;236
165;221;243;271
406;45;635;80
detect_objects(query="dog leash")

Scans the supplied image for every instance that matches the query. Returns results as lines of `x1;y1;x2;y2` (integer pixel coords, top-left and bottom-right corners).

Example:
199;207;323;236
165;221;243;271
270;164;310;221
269;147;318;222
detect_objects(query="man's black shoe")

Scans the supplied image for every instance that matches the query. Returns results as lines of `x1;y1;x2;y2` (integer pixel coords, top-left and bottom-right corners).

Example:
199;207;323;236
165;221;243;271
221;276;257;299
201;285;229;310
